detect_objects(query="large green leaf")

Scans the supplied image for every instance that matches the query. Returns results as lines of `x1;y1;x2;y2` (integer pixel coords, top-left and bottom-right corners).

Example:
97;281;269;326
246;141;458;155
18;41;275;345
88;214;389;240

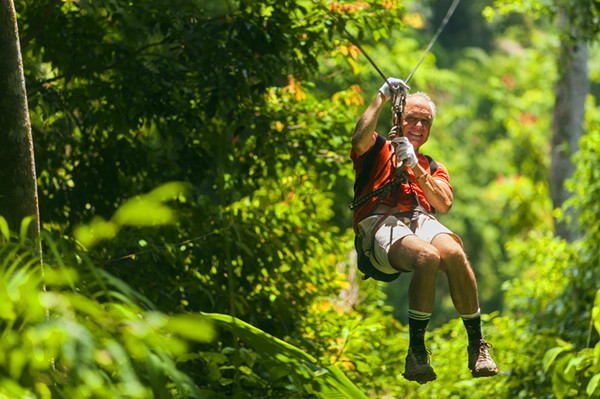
203;313;368;399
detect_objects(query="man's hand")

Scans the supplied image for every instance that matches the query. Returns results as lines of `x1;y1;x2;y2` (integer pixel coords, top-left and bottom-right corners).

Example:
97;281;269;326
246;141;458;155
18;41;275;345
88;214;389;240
392;137;418;169
379;77;410;101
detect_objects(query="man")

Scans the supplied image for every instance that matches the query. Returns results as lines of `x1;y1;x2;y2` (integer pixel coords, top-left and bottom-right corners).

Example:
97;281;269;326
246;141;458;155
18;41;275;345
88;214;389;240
350;78;498;382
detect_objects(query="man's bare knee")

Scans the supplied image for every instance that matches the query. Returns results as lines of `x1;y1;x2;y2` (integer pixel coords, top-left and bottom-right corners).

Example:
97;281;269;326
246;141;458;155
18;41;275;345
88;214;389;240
416;245;441;272
389;236;440;273
431;234;467;273
442;241;465;260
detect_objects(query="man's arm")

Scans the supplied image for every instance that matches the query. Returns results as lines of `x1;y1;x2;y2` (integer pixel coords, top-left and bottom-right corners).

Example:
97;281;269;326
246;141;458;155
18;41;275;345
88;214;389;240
413;165;453;214
352;78;409;156
351;92;386;156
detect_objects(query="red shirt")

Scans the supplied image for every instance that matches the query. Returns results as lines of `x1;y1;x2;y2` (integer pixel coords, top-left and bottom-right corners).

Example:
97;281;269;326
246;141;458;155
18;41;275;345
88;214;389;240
350;132;452;233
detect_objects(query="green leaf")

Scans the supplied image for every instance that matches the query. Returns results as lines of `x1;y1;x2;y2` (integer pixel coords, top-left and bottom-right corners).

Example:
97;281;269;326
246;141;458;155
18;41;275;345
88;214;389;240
544;346;569;373
165;314;216;343
112;198;177;226
145;182;188;202
553;355;576;399
0;216;9;241
317;364;369;399
19;216;32;244
587;373;600;396
593;291;600;334
203;312;316;363
73;216;118;249
202;313;368;399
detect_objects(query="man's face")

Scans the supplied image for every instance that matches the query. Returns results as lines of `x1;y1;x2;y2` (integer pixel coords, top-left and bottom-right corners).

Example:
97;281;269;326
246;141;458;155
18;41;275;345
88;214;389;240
401;97;433;152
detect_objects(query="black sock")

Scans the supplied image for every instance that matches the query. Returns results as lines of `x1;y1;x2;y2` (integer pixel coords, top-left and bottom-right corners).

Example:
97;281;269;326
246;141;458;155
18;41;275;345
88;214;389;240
461;311;483;346
408;309;431;349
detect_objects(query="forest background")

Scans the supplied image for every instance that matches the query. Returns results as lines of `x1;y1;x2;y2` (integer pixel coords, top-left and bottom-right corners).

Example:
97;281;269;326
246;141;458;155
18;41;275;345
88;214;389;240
1;0;600;397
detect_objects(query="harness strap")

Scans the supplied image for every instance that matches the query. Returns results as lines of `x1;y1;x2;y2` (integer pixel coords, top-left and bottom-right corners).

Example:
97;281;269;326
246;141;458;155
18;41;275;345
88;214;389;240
350;151;438;213
352;134;386;198
349;178;402;210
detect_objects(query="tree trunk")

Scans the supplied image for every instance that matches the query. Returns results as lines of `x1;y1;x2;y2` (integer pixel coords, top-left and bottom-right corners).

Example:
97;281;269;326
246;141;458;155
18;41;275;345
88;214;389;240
550;27;589;242
0;0;41;241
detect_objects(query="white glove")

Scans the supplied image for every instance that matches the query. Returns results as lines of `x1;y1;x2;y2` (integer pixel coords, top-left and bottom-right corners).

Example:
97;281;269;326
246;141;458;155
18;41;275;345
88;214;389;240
378;77;410;101
392;137;418;169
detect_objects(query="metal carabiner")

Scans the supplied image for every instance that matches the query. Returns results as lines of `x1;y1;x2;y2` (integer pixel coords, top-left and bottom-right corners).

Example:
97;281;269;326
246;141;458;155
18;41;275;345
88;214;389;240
391;84;408;136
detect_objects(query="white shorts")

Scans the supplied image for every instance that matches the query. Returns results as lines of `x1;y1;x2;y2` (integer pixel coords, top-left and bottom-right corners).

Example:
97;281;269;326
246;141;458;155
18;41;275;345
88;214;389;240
357;212;462;275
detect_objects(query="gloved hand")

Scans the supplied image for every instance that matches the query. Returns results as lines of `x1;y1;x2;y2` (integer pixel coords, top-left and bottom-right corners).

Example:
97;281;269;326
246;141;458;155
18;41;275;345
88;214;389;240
379;77;410;101
392;137;418;169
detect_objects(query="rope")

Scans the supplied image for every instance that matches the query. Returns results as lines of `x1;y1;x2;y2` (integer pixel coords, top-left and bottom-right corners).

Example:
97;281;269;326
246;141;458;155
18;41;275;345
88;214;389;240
335;22;394;91
405;0;461;84
333;0;461;87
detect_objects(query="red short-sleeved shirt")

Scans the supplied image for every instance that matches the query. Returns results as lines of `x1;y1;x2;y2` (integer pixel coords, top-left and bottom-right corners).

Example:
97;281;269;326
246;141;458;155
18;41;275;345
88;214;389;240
350;132;452;233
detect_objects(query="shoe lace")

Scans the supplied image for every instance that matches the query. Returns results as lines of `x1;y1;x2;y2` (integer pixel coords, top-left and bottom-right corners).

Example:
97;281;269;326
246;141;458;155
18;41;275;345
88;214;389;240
476;339;494;362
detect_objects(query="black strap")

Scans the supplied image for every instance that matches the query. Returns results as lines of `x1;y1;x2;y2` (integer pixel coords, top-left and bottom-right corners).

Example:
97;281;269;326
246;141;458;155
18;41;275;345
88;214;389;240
425;155;438;175
349;179;402;211
353;134;386;201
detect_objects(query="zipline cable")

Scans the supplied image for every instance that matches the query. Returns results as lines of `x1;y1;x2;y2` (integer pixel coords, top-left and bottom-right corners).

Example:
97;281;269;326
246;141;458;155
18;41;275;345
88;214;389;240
405;0;461;84
335;0;461;87
336;23;394;90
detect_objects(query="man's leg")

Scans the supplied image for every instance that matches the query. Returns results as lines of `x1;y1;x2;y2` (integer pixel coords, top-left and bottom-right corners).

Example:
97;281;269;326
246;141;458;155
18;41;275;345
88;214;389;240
430;233;478;313
389;235;440;312
388;235;440;382
431;233;499;377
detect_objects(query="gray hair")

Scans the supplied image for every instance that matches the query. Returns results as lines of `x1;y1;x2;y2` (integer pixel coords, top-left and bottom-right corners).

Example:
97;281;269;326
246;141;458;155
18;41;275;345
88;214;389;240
407;92;436;119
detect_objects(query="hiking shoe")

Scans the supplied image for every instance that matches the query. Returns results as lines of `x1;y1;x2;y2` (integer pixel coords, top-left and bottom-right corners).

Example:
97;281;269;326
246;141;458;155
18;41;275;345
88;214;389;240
404;347;437;382
468;339;499;378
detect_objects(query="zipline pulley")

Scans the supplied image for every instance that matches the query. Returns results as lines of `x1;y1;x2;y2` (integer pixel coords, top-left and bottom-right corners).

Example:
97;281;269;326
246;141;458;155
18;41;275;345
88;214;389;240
391;85;407;133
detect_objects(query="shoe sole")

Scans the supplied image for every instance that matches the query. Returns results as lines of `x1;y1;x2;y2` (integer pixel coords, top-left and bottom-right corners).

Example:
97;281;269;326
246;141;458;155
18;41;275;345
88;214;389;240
472;368;499;378
404;372;437;383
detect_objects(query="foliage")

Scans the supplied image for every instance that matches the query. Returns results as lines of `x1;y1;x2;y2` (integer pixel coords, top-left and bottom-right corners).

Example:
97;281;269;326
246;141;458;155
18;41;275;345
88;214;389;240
0;220;213;398
485;0;600;40
203;312;368;399
19;0;404;337
297;279;407;398
21;0;402;224
0;198;370;399
543;291;600;399
493;105;600;398
69;179;365;398
536;116;600;398
12;0;600;397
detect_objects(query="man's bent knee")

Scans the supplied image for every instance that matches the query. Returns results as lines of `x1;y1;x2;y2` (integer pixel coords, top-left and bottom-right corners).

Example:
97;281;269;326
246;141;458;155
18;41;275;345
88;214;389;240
389;235;440;273
432;234;469;273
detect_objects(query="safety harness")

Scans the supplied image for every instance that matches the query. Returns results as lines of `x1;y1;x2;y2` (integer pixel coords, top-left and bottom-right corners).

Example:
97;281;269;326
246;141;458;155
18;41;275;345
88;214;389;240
350;143;438;281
